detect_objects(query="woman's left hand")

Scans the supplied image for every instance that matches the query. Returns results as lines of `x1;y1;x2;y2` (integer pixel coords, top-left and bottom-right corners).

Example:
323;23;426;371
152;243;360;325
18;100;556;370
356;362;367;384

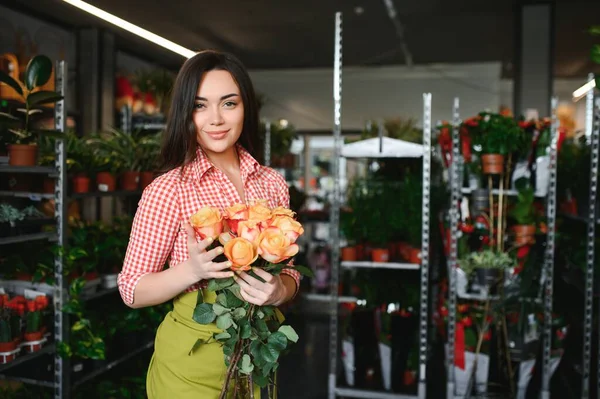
234;268;287;306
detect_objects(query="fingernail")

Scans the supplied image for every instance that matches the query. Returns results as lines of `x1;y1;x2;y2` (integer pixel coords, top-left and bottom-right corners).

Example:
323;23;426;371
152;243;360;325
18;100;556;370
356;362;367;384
230;272;235;277
218;247;224;254
226;261;232;267
207;237;213;243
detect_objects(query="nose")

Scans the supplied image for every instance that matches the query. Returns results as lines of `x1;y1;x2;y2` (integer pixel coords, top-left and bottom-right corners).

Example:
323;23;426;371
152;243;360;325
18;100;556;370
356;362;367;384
210;106;224;125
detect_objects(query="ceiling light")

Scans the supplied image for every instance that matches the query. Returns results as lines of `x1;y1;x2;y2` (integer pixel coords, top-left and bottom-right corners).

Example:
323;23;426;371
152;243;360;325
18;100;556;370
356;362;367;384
573;79;596;99
61;0;196;58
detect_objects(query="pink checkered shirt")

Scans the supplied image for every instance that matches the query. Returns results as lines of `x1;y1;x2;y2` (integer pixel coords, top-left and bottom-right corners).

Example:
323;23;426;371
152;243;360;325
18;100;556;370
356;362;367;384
118;144;300;305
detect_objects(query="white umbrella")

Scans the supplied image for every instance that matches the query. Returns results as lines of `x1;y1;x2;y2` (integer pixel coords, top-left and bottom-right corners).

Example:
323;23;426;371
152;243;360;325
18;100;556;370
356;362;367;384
341;136;424;158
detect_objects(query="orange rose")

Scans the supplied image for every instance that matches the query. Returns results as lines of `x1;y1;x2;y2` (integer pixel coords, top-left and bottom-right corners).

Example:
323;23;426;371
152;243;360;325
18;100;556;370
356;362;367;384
257;226;299;264
237;219;262;245
190;206;223;240
223;203;248;235
248;200;272;225
224;237;259;271
270;206;295;218
269;215;304;243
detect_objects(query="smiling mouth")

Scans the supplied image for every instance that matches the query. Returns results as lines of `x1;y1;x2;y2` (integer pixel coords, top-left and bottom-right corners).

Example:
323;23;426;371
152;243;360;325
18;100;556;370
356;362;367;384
205;129;230;139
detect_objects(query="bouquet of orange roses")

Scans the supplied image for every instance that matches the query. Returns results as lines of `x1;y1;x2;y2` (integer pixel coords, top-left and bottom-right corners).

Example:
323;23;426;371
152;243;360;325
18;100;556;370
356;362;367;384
189;200;312;399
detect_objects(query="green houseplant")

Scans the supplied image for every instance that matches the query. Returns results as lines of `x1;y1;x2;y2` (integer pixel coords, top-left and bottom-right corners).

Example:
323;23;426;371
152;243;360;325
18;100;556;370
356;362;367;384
469;112;525;175
509;178;538;246
0;55;64;166
460;250;514;292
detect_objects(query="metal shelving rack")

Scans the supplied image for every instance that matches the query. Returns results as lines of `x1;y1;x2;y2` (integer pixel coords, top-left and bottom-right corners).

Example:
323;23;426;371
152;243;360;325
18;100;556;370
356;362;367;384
0;61;68;398
327;12;431;399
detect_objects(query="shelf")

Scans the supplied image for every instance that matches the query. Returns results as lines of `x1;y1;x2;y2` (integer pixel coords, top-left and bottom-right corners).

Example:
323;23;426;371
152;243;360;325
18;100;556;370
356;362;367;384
0;342;56;373
558;213;600;225
72;340;154;389
0;231;57;245
341;261;420;270
458;293;501;301
0;191;55;200
303;293;358;303
0;374;55;388
0;99;79;117
461;187;545;198
70;190;143;199
0;165;57;175
335;386;417;399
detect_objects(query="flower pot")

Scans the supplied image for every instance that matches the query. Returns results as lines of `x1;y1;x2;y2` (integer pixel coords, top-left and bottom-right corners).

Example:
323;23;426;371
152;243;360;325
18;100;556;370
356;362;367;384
481;154;504;175
96;172;116;192
43;178;55;194
120;171;140;191
475;268;502;292
0;341;19;364
513;224;536;246
23;332;45;353
341;246;357;261
8;144;38;166
140;171;155;190
398;242;410;261
470;189;490;217
0;340;17;353
355;244;365;260
408;248;421;265
371;248;389;263
72;175;91;193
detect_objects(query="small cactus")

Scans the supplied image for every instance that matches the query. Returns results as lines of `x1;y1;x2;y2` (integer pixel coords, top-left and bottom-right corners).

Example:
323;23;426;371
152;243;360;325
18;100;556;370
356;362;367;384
26;311;41;334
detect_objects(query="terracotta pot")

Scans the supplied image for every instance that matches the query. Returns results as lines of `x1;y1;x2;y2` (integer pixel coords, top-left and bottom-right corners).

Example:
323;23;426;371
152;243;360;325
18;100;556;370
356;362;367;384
120;170;140;191
43;178;55;194
481;154;504;175
24;331;43;342
355;244;365;260
513;224;536;246
96;172;116;192
15;272;33;282
140;171;155;190
0;341;17;353
341;246;357;261
72;175;91;193
371;248;389;262
408;248;422;265
8;144;38;166
398;242;410;261
403;370;416;386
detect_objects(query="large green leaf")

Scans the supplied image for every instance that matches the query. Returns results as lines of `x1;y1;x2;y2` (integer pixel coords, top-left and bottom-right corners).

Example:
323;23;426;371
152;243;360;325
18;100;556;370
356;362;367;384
212;303;229;316
278;325;299;343
232;307;246;320
208;277;235;291
216;293;228;307
0;69;23;96
225;287;244;307
267;331;288;351
214;332;231;341
253;373;269;388
26;90;63;107
239;319;252;339
192;303;216;324
25;55;53;90
259;343;279;363
216;313;233;330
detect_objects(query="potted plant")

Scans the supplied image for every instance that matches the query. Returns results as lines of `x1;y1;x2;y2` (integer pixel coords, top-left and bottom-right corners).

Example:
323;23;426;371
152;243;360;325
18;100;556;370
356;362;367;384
459;250;514;293
0;55;64;166
0;296;19;364
469;112;525;175
23;295;49;353
509;178;537;246
259;119;297;167
136;131;161;189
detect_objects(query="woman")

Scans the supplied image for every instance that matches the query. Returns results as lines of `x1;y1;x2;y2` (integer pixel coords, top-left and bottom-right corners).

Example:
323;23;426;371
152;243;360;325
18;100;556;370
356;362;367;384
117;50;300;398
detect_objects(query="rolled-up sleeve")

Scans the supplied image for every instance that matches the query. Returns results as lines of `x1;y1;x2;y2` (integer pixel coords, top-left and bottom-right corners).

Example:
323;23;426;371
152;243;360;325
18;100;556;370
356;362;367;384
274;174;301;290
118;175;180;305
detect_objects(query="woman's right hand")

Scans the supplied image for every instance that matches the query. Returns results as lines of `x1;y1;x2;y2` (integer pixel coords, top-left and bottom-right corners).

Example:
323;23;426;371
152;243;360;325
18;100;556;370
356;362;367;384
184;223;234;281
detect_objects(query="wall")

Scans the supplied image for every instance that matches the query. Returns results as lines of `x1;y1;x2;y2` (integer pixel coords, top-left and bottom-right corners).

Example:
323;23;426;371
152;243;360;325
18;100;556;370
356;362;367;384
250;62;504;131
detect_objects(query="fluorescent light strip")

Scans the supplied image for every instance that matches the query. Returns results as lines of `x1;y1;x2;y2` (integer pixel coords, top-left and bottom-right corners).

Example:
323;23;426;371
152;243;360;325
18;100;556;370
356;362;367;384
573;79;596;99
61;0;196;58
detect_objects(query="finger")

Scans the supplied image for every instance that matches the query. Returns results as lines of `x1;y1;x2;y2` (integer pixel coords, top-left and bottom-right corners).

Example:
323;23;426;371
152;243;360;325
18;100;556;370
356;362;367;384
251;267;275;283
209;260;233;272
239;285;264;305
203;245;224;260
236;271;262;288
196;236;215;253
235;276;267;299
209;270;235;279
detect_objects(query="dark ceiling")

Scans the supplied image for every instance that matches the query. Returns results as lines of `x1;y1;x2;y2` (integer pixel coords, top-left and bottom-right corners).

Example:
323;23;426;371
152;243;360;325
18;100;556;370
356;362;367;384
4;0;600;78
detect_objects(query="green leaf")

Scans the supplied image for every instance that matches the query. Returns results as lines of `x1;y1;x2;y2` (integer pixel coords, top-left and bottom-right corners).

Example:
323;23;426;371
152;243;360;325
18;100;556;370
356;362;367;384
260;344;279;363
26;90;63;107
213;303;229;316
256;309;265;319
196;290;204;305
590;26;600;36
261;306;275;317
57;341;72;358
240;319;252;339
268;332;288;351
253;373;269;388
25;55;53;90
232;307;246;320
239;354;254;375
207;277;235;291
192;303;216;324
292;265;314;278
216;293;228;307
216;313;233;330
188;338;205;355
262;361;276;377
278;325;299;343
0;69;23;96
225;287;244;308
72;319;91;332
0;112;19;122
591;45;600;64
214;332;231;341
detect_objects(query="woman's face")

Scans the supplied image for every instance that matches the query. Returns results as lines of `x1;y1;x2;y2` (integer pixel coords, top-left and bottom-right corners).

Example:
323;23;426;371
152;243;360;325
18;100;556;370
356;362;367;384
193;70;244;156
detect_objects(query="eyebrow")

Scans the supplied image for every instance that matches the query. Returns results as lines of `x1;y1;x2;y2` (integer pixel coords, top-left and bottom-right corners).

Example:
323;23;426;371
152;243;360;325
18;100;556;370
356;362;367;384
195;93;239;101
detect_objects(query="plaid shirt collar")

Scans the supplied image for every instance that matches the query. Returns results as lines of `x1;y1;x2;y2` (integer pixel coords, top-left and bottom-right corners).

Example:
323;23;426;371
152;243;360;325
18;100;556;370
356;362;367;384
192;144;260;182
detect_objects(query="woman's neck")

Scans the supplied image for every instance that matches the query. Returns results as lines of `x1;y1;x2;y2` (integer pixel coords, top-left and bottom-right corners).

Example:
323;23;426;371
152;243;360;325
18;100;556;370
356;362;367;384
204;145;240;174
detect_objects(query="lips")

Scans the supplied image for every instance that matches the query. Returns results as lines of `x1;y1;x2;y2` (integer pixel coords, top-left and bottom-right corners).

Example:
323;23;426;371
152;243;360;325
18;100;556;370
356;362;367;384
205;129;229;140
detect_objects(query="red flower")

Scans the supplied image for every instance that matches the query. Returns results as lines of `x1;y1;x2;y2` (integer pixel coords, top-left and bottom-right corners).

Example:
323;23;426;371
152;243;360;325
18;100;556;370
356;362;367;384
440;306;449;317
483;331;492;341
26;301;36;313
460;223;475;234
517;246;530;259
461;317;473;327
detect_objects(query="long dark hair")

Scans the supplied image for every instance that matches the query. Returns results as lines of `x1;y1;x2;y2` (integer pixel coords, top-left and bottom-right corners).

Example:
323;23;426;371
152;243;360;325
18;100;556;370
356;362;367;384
158;50;260;173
